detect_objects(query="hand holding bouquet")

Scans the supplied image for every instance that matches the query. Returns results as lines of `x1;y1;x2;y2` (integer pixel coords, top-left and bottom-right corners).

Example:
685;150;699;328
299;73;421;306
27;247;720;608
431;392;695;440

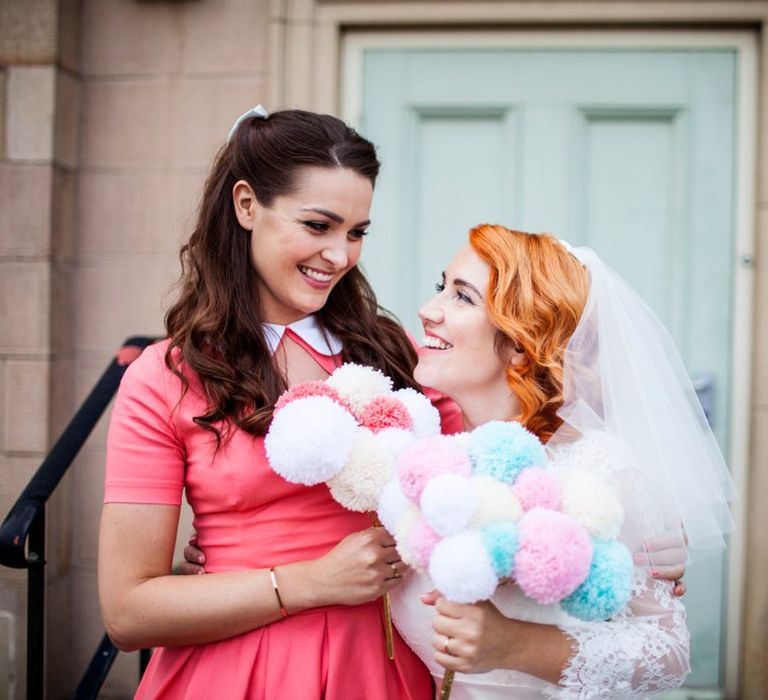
264;363;442;659
377;421;634;698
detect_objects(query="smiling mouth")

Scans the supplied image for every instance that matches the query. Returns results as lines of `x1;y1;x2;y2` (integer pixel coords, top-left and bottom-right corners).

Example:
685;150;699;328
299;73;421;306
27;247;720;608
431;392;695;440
422;336;453;350
298;265;334;284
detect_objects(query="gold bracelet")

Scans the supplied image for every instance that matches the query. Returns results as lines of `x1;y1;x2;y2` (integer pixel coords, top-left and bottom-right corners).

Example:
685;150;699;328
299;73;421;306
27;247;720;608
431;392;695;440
269;567;288;619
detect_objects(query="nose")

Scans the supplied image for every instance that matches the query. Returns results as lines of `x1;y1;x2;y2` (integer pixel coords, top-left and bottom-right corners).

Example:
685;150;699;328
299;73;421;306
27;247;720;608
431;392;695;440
418;292;444;326
319;236;349;270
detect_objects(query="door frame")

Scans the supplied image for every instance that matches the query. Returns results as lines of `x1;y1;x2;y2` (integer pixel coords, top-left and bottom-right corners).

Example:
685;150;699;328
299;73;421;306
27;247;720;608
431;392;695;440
340;29;756;698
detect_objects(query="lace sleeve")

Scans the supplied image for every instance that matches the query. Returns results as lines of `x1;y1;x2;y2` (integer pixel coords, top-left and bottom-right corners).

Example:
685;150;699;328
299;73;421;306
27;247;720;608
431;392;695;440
548;572;690;699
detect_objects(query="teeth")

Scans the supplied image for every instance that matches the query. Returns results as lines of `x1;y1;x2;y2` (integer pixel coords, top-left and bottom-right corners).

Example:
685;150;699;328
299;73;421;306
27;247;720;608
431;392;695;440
423;335;452;350
299;266;333;282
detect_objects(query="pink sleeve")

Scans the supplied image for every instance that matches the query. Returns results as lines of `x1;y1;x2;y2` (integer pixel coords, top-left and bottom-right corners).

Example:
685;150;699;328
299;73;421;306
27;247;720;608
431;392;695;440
405;330;463;434
104;344;185;505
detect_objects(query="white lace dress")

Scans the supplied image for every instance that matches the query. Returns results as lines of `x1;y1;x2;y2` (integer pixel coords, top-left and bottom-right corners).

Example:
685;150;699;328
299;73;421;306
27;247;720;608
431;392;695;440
390;432;691;699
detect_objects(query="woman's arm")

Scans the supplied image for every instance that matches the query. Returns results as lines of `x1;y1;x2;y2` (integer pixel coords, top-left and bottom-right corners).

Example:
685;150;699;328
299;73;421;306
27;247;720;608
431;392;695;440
99;503;402;651
428;571;689;694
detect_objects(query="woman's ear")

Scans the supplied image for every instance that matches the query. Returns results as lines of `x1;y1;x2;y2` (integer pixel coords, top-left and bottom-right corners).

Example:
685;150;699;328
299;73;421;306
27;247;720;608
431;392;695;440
232;180;261;230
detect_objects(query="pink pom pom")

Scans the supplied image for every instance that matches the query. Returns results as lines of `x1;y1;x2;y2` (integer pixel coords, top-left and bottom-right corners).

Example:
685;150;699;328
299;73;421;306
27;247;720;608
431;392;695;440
360;396;413;433
274;381;353;415
515;508;592;604
513;467;562;511
397;435;472;502
406;517;441;568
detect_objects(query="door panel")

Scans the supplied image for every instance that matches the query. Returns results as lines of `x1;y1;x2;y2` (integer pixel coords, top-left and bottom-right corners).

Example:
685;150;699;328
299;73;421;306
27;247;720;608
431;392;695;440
359;45;736;691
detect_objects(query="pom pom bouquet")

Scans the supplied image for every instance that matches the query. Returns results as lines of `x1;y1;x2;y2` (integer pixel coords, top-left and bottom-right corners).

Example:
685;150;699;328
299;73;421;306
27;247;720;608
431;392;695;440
265;363;442;659
378;421;633;699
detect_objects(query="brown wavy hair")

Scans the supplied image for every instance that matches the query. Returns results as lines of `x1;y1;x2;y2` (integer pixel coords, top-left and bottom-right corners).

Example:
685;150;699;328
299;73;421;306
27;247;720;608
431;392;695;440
165;109;419;442
468;225;589;442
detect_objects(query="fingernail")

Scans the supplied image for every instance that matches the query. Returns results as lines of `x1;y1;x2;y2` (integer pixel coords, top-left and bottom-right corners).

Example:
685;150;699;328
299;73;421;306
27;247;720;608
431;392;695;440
197;569;205;575
198;555;205;564
651;568;658;576
633;553;645;564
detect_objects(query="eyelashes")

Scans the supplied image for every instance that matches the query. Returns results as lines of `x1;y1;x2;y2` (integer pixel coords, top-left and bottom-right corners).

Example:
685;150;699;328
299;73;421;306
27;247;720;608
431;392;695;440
434;281;473;304
302;220;368;240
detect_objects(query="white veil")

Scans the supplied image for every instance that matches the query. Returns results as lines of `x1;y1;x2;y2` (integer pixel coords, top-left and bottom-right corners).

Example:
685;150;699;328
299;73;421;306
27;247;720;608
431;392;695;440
549;244;735;561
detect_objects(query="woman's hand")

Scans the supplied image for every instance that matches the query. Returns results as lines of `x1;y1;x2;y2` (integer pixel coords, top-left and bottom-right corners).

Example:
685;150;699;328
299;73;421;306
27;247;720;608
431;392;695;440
179;535;206;575
308;527;404;607
180;528;404;607
426;594;519;674
635;531;688;596
424;592;571;683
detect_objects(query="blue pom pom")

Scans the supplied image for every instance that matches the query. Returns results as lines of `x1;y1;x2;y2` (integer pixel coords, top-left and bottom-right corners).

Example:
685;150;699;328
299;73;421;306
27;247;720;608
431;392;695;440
468;421;546;484
481;521;520;577
560;539;633;621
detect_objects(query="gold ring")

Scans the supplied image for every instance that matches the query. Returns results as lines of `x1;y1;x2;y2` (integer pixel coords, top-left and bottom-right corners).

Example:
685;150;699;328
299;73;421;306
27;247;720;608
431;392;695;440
442;636;451;654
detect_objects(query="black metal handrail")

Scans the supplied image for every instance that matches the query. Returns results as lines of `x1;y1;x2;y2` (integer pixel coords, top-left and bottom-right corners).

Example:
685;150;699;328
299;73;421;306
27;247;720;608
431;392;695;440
0;336;157;700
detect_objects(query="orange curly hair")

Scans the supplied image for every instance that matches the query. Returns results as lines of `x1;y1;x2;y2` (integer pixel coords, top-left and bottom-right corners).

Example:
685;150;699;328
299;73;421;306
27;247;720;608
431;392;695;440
468;225;589;443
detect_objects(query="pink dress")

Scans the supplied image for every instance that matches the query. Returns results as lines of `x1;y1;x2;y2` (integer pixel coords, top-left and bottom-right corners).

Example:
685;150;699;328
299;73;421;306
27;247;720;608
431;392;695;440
104;333;462;699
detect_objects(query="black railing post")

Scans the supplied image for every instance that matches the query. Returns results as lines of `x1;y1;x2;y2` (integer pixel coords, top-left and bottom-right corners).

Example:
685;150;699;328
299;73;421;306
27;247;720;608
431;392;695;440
27;507;45;700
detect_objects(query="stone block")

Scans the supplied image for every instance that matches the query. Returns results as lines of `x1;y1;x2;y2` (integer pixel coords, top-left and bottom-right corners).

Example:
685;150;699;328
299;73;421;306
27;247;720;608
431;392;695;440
3;359;50;453
168;75;266;168
180;0;267;75
5;66;56;162
54;69;80;169
57;0;81;73
77;170;187;257
71;448;105;569
51;166;77;261
80;0;179;77
72;255;175;353
0;163;52;257
0;455;42;530
81;79;172;168
0;0;57;64
0;261;50;354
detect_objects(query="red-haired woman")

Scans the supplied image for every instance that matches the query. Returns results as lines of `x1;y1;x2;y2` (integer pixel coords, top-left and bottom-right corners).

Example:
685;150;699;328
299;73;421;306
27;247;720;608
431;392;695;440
388;225;731;698
97;108;460;699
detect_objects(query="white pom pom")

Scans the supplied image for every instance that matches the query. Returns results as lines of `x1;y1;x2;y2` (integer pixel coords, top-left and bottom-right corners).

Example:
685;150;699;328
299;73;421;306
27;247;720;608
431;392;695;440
428;530;499;603
265;396;358;485
420;473;476;536
328;429;397;512
393;388;441;439
378;477;415;533
469;475;523;527
327;364;393;415
375;428;416;459
559;468;624;539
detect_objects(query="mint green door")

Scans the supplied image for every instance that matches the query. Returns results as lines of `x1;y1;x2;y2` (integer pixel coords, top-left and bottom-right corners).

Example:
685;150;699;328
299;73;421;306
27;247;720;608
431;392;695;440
358;46;736;691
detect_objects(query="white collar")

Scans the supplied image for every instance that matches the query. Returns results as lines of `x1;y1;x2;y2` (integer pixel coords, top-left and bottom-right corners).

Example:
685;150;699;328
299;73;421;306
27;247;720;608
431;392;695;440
262;315;343;356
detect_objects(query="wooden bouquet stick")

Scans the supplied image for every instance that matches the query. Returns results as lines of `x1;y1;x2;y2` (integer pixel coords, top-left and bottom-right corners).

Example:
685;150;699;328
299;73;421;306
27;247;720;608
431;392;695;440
439;670;455;699
370;513;395;661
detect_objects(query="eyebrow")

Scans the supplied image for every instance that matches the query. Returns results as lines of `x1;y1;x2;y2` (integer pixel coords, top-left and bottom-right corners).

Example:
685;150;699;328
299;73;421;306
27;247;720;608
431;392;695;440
299;207;371;228
442;271;484;299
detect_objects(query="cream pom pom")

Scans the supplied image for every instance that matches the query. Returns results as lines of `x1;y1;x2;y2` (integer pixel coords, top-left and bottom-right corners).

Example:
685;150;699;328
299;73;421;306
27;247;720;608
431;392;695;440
377;477;417;534
559;468;624;539
326;363;393;415
328;429;398;512
469;475;523;527
420;473;477;536
392;388;441;439
393;509;421;568
429;530;499;603
265;396;359;485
